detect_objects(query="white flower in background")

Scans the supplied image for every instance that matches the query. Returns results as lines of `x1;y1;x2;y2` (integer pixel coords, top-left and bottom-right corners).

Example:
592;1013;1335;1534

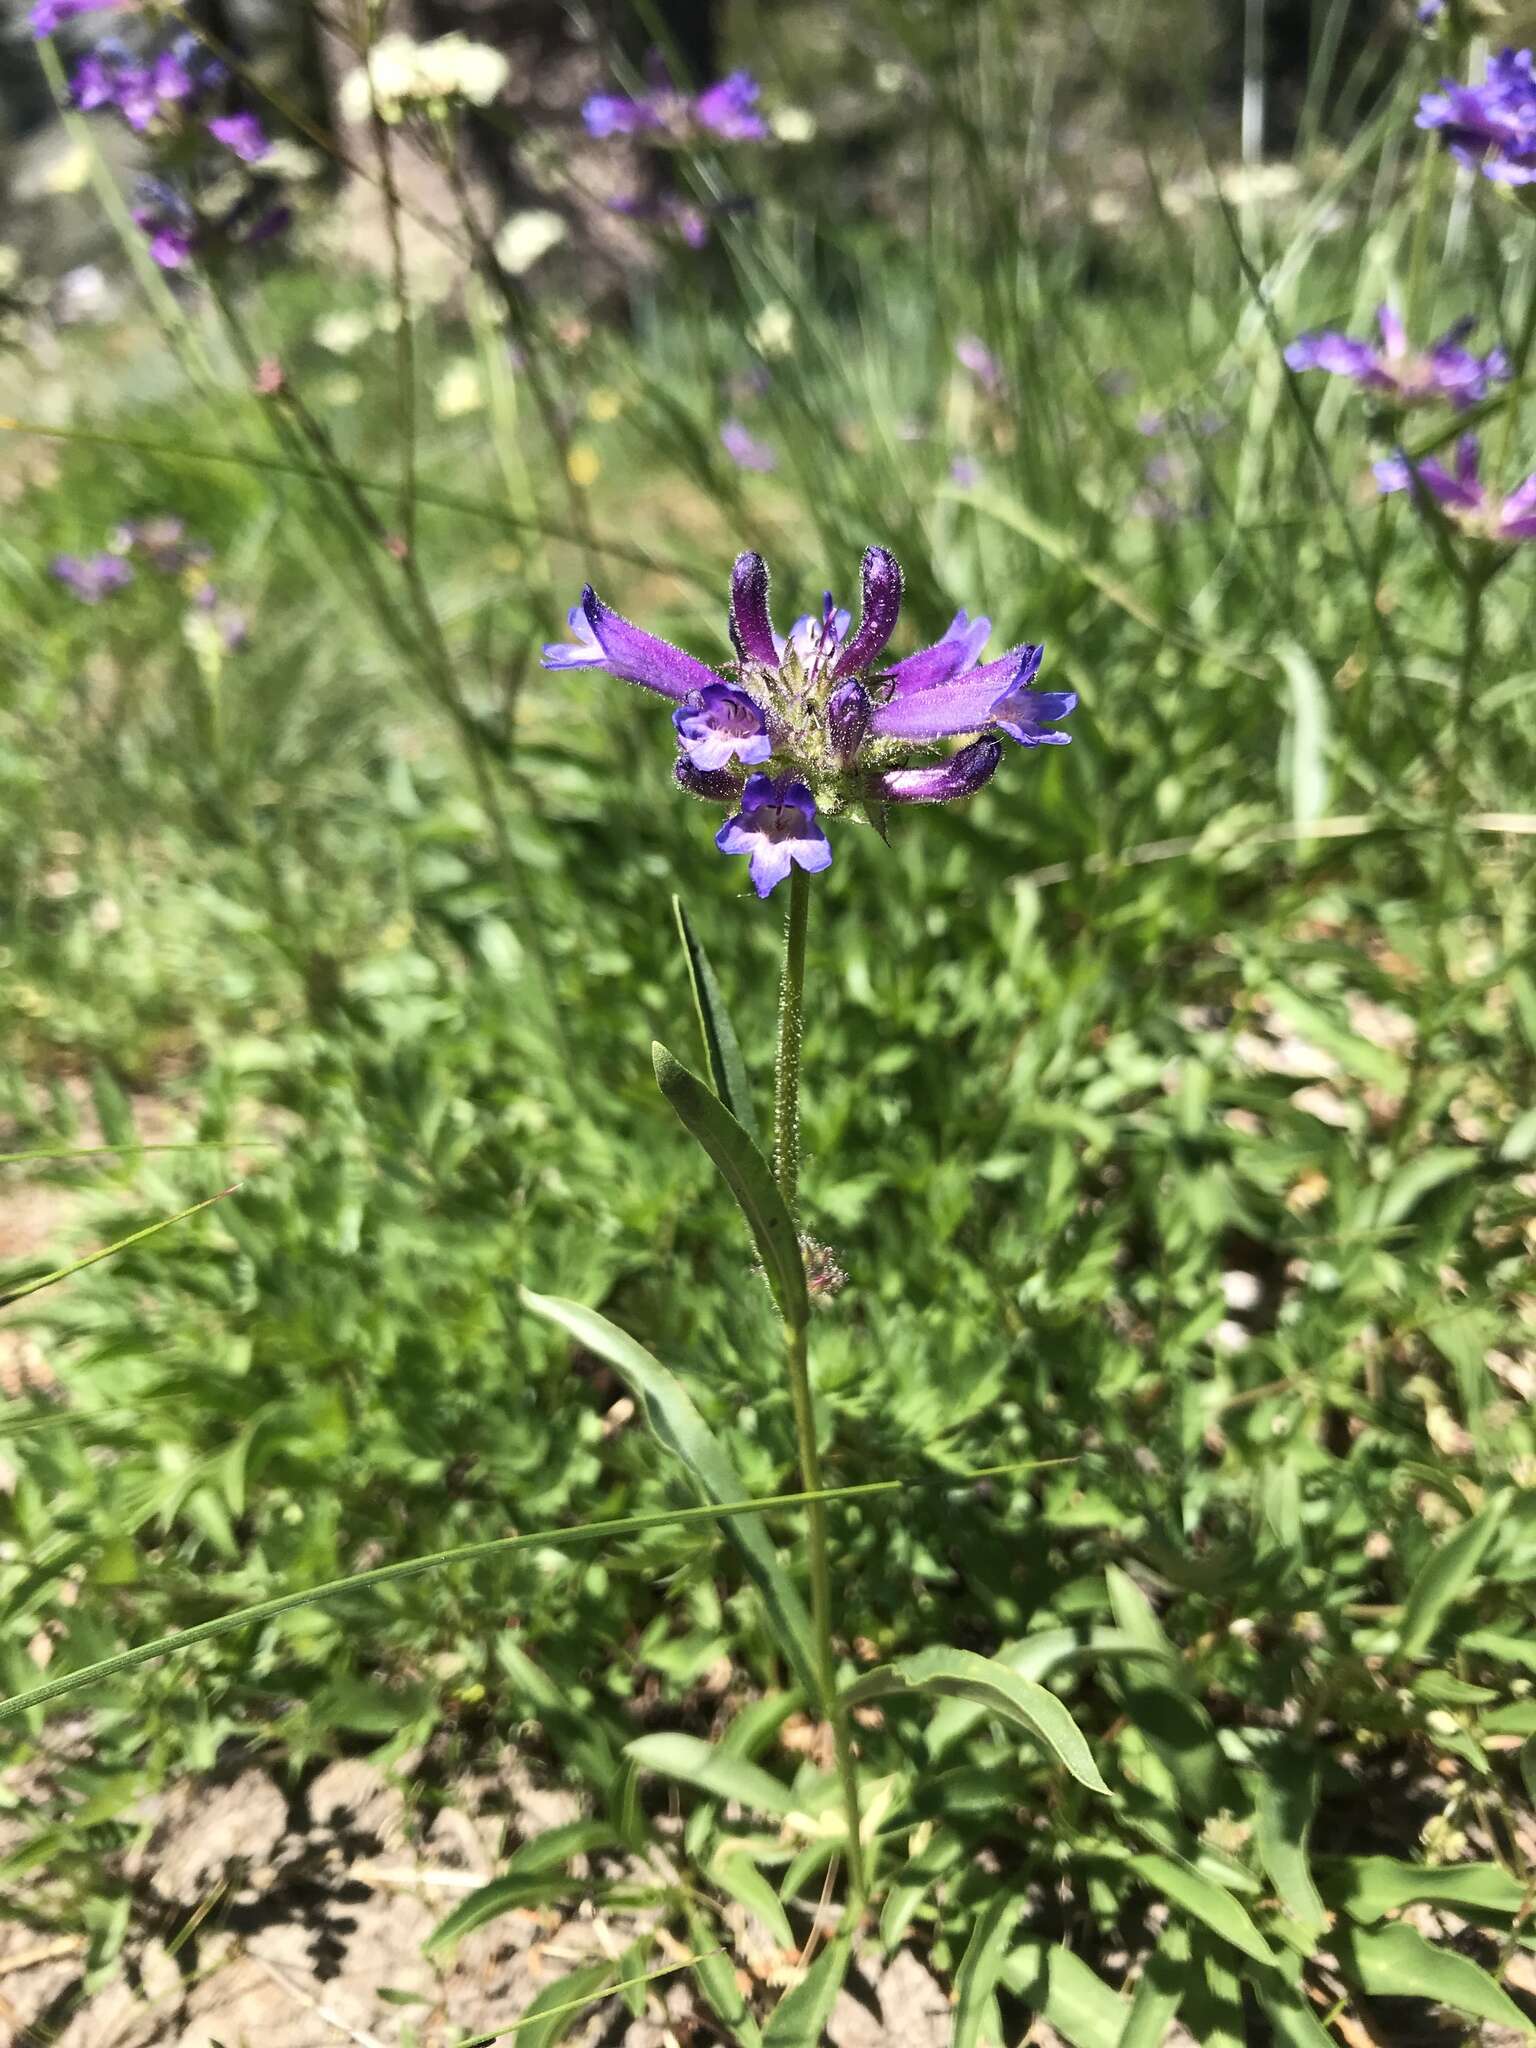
749;301;795;358
314;309;374;355
434;359;485;419
0;247;20;293
495;208;567;275
770;106;816;144
260;139;326;183
339;33;509;123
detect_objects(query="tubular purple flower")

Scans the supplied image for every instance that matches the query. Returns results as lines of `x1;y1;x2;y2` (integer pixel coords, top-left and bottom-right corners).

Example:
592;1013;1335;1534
872;737;1004;804
870;645;1049;742
775;607;849;665
674;683;773;770
826;678;871;763
729;551;779;665
883;610;993;696
1417;48;1536;184
577;586;720;701
1285;305;1509;410
675;758;741;802
832;545;903;679
1374;434;1536;540
716;776;832;897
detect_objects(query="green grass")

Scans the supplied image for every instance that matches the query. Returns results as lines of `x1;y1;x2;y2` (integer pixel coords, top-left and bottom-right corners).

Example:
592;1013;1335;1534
4;5;1536;2040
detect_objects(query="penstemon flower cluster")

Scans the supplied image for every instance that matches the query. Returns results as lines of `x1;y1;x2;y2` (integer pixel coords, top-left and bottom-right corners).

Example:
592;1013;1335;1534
32;5;290;271
543;548;1075;896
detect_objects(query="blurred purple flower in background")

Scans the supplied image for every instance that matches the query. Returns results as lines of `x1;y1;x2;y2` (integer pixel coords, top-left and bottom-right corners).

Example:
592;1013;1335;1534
50;553;133;602
693;72;769;141
1417;47;1536;184
955;335;1005;396
720;419;778;472
1286;305;1508;408
1375;434;1536;540
584;68;769;145
208;111;271;163
31;0;126;30
540;547;1073;894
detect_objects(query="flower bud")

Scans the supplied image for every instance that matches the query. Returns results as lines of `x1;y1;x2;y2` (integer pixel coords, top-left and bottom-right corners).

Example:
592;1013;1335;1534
826;678;871;764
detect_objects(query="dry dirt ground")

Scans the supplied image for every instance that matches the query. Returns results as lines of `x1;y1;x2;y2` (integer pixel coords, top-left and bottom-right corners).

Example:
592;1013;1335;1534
1;1748;961;2048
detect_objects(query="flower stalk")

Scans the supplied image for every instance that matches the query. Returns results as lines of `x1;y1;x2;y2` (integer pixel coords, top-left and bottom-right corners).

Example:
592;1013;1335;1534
771;869;866;1910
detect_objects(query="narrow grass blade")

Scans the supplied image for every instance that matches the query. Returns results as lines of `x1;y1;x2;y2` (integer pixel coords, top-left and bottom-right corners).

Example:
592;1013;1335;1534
953;1895;1025;2048
673;896;760;1144
0;1187;240;1310
652;1042;808;1330
0;1458;1061;1723
521;1287;819;1699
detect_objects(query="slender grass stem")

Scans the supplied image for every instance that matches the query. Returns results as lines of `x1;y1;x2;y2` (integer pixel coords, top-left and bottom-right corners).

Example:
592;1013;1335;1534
770;868;865;1910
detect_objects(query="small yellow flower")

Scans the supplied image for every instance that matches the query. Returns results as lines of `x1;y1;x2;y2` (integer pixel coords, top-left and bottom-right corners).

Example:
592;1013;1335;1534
566;444;602;488
587;387;624;424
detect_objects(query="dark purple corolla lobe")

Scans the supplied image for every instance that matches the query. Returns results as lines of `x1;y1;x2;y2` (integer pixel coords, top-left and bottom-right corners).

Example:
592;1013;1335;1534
541;545;1071;895
832;546;904;679
729;550;780;665
826;678;871;763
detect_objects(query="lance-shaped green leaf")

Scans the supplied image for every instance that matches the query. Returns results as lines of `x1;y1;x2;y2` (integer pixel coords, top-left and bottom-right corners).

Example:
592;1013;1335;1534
845;1645;1108;1794
1333;1921;1535;2035
673;895;760;1144
652;1042;808;1329
1250;1752;1328;1942
522;1289;819;1701
1396;1503;1502;1661
625;1733;796;1818
1001;1943;1128;2048
762;1939;851;2048
1121;1921;1192;2048
1128;1851;1277;1966
954;1896;1026;2048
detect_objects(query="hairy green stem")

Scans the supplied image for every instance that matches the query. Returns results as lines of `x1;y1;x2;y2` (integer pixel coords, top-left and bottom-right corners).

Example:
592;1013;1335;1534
771;868;865;1908
773;867;811;1209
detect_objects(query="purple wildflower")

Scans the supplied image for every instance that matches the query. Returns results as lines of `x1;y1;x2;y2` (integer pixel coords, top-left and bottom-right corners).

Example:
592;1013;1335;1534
208;111;271;163
1285;304;1509;409
31;0;125;31
72;34;223;132
132;178;290;271
540;603;606;670
583;93;664;139
50;552;133;603
716;777;831;896
1375;433;1536;541
950;456;981;488
955;335;1005;395
693;71;769;141
675;683;773;770
720;419;777;472
540;547;1071;894
583;69;769;146
1417;48;1536;185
